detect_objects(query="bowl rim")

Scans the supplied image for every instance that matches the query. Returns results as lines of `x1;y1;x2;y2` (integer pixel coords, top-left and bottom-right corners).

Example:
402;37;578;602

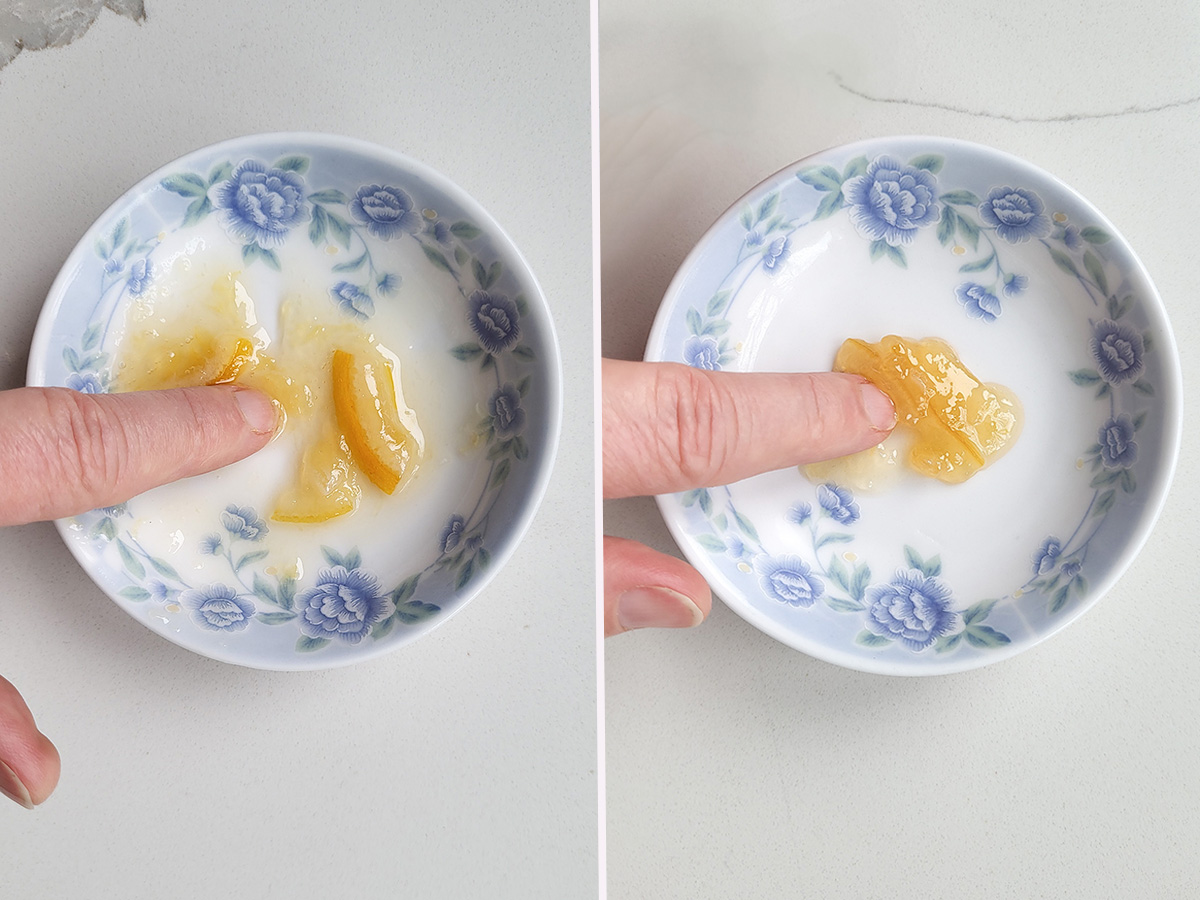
647;133;1183;675
26;130;564;671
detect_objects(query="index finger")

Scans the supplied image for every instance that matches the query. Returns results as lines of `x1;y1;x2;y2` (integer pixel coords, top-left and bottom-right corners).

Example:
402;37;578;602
602;359;895;499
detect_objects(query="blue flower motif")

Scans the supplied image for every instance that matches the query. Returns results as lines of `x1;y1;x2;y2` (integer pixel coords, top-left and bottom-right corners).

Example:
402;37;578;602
210;159;310;249
296;566;393;644
979;186;1051;243
488;383;527;438
147;580;170;602
787;502;812;525
843;156;940;246
430;220;452;244
376;272;400;296
1061;224;1083;250
349;184;423;240
220;505;267;541
817;483;859;525
1090;319;1145;385
864;569;959;651
465;534;484;552
104;257;122;275
65;373;103;394
683;335;722;371
724;535;746;559
756;555;824;608
468;290;521;355
331;281;375;320
1061;560;1082;581
200;534;223;556
180;584;255;632
127;257;152;296
1003;273;1028;297
1032;537;1062;575
745;230;764;248
955;282;1002;321
1098;414;1138;468
439;515;466;553
762;236;789;272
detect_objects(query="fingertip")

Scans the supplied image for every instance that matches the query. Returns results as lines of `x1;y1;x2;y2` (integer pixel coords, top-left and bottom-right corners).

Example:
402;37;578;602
604;536;712;636
856;379;897;434
231;386;281;436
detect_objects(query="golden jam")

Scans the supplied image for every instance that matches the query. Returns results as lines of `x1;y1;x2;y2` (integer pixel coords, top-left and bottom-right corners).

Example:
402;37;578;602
820;335;1021;485
115;272;423;522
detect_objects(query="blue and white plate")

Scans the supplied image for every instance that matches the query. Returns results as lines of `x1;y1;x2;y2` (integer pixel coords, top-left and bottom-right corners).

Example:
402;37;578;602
28;133;561;670
649;136;1181;675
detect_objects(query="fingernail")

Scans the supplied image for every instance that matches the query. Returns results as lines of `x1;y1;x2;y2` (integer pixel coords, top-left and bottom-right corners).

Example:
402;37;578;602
859;382;897;432
0;760;34;809
617;586;704;631
234;388;279;435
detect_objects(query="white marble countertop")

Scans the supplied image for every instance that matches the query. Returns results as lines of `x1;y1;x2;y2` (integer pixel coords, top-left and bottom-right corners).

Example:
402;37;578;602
0;2;596;897
602;1;1200;897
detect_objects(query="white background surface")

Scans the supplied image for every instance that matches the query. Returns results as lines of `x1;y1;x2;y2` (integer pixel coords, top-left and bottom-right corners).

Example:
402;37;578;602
602;1;1200;897
0;2;596;897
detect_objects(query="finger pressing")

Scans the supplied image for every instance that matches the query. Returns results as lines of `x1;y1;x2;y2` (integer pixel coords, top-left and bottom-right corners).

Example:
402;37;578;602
0;675;60;808
604;535;711;636
0;385;278;526
602;359;895;498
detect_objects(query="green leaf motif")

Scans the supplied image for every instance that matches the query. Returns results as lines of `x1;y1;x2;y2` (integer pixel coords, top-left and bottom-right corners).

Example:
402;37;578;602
939;189;981;207
511;344;536;362
936;207;956;247
686;307;703;336
272;155;310;174
81;323;102;352
813;190;844;221
491;457;512;488
308;189;348;205
962;598;999;626
956;213;980;250
147;556;180;580
252;573;279;605
422;244;454;274
1081;226;1111;244
327;211;352;249
733;509;759;543
395;599;441;625
758;193;780;220
909;153;944;173
207;161;233;186
868;239;887;262
242;243;280;271
697;489;712;515
850;564;871;602
450;221;482;240
332;252;367;273
309;204;329;244
456;558;476;590
696;534;727;553
1068;368;1102;386
856;630;892;648
391;573;421;604
1049;584;1071;614
816;532;853;549
1083;250;1109;295
296;636;330;653
343;548;363;570
1132;379;1155;396
63;347;82;372
119;586;151;602
117;540;144;578
958;253;995;273
739;208;754;230
161;173;208;197
706;290;731;317
1093;489;1117;517
842;156;869;180
935;632;964;653
827;555;851;593
965;624;1011;648
235;549;270;571
181;197;213;228
883;243;907;268
826;595;865;613
797;166;841;192
257;612;297;625
450;342;484;361
1048;246;1080;278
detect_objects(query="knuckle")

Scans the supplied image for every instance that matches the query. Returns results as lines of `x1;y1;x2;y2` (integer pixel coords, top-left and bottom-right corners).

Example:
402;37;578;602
40;388;127;501
656;365;736;486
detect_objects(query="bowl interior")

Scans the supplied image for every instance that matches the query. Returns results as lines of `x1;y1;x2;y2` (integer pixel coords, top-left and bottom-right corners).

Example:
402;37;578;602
28;133;560;670
649;136;1180;675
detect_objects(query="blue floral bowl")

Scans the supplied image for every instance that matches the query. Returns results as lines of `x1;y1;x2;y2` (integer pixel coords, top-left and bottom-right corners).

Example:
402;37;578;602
648;136;1182;675
27;133;561;670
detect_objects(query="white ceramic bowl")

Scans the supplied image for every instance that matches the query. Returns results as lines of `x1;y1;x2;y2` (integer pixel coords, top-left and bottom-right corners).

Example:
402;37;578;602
28;133;561;670
649;136;1181;675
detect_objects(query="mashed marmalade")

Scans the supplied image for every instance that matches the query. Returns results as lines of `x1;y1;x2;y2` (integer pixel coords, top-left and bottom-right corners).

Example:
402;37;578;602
116;272;424;522
807;335;1021;487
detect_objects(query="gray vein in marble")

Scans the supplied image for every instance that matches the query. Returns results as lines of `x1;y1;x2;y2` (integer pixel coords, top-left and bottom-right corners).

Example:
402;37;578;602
831;71;1200;123
0;0;144;71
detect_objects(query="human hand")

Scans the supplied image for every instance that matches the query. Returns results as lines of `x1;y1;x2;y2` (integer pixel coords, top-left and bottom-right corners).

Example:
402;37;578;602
602;358;895;636
0;384;278;806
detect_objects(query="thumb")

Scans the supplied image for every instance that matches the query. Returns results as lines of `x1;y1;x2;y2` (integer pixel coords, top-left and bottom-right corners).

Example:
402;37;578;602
0;385;278;526
604;536;711;636
603;359;895;498
0;675;60;808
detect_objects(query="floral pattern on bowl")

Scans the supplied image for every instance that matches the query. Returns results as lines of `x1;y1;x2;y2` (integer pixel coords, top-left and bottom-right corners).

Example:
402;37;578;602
649;136;1181;675
28;133;561;671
